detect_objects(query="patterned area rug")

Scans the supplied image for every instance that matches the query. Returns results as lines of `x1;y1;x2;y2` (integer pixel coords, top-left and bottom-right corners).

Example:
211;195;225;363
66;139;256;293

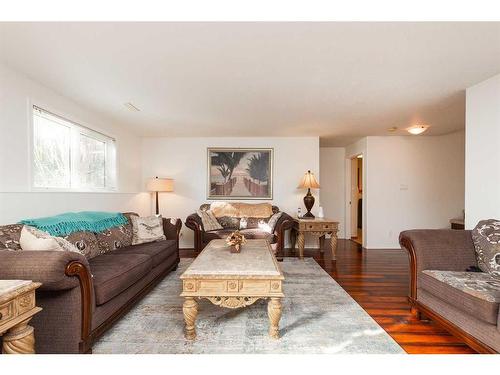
94;258;404;354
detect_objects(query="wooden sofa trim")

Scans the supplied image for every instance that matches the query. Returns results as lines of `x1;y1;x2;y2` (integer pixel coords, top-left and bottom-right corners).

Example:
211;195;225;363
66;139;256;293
65;260;93;354
400;234;498;354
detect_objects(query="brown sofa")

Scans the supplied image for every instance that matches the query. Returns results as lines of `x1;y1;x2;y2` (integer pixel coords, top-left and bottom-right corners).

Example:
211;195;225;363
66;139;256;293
399;229;500;353
0;215;181;354
185;203;294;254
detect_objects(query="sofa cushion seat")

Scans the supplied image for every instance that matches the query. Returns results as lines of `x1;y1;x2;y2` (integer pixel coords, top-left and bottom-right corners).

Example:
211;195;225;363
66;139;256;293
110;240;177;267
202;228;276;244
420;270;500;324
90;253;152;305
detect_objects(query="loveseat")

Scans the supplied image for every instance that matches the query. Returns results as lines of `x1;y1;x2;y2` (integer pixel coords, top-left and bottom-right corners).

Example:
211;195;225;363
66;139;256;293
0;213;181;353
399;229;500;353
185;202;294;254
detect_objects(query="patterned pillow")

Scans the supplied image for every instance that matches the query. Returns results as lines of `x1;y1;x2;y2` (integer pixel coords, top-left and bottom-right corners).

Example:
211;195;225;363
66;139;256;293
196;210;223;231
218;216;240;230
64;231;100;259
472;219;500;278
131;215;166;245
96;224;133;253
0;224;23;250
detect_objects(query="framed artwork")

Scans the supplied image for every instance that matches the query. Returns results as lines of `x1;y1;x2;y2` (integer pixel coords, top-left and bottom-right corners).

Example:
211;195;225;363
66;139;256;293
207;148;273;200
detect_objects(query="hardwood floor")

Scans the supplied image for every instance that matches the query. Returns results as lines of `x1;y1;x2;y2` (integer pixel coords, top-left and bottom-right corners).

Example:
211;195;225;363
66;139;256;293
180;239;476;354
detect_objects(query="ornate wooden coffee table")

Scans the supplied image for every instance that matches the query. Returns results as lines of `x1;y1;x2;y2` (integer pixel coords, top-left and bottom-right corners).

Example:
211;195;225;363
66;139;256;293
180;239;284;340
0;280;42;354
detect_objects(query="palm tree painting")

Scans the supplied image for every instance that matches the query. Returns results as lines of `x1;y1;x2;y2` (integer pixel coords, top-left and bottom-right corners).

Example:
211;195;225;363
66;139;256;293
208;148;273;199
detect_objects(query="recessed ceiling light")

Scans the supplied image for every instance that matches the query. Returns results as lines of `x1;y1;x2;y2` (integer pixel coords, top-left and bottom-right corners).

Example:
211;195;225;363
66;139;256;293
406;125;429;135
388;127;398;132
124;102;141;112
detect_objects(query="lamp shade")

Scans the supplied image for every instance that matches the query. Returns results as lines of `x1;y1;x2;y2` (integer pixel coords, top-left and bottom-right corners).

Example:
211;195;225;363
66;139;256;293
147;177;174;192
298;170;320;189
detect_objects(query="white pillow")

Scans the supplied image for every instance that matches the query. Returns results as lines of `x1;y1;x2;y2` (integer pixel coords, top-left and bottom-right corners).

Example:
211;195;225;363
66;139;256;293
20;226;79;253
131;215;166;245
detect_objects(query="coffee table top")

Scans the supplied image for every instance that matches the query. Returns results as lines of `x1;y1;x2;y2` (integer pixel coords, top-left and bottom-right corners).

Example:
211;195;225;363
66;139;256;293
181;239;283;279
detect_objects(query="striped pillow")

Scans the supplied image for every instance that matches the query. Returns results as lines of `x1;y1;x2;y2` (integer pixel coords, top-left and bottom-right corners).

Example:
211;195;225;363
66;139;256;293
197;210;223;231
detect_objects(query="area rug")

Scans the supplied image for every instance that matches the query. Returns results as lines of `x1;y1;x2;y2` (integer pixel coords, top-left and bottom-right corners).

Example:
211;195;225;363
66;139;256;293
93;258;404;354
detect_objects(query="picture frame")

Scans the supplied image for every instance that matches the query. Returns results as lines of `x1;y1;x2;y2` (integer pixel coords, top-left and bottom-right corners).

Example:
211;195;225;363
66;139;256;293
207;147;273;200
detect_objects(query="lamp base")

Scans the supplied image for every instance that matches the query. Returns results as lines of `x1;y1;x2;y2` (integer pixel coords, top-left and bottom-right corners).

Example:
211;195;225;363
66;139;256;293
303;189;315;219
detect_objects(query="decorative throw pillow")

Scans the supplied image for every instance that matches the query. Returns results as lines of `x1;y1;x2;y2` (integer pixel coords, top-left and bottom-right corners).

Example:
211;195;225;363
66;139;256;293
20;226;80;254
131;215;166;245
64;231;100;259
196;210;223;231
258;212;283;233
0;224;24;250
96;224;133;253
472;219;500;278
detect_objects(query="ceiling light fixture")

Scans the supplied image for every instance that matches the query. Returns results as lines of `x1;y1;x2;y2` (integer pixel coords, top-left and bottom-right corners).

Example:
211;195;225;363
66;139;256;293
124;102;141;112
406;124;429;135
388;127;398;132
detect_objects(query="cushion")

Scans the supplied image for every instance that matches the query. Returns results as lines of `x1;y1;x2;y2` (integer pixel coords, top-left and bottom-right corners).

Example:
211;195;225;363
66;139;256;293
202;229;276;244
472;219;500;278
19;226;81;254
131;215;166;245
63;231;100;259
420;270;500;324
96;224;133;253
89;253;153;305
209;202;273;218
20;226;63;251
218;216;241;230
263;212;283;233
0;224;23;250
196;210;223;231
111;240;177;267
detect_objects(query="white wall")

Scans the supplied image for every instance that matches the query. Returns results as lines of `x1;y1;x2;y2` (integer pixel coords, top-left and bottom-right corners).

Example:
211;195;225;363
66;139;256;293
141;137;320;248
319;147;346;238
0;64;148;224
365;132;465;248
465;73;500;228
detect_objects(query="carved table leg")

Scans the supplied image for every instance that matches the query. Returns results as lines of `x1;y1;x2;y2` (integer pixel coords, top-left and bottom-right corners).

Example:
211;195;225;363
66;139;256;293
183;297;198;340
297;232;305;260
2;318;35;354
267;297;282;339
330;231;338;261
290;229;297;252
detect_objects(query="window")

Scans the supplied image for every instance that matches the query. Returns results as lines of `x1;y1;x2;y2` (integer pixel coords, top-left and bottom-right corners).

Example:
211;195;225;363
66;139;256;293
32;105;117;191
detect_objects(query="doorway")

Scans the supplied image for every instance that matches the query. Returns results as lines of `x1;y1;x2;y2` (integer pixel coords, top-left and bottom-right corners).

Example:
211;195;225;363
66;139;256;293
350;155;363;245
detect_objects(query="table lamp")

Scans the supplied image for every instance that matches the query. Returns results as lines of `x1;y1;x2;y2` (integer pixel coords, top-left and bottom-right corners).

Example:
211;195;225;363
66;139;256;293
298;170;320;218
147;176;174;215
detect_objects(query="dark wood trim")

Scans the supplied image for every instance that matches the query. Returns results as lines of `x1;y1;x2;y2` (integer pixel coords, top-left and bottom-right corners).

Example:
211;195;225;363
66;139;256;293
399;234;418;303
413;301;497;354
276;218;294;257
65;261;93;354
185;217;203;254
89;260;179;344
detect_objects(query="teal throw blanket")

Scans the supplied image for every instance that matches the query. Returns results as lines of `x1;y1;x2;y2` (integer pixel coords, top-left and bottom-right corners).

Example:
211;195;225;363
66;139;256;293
20;211;128;236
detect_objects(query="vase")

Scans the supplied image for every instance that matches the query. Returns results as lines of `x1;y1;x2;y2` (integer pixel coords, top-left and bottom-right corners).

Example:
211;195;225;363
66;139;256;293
230;244;241;253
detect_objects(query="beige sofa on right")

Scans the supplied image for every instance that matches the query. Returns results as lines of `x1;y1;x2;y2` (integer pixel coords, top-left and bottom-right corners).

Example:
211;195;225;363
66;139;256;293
399;228;500;353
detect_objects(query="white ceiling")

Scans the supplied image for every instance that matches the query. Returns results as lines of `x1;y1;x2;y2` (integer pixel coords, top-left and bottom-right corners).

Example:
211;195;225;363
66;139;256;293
1;22;499;146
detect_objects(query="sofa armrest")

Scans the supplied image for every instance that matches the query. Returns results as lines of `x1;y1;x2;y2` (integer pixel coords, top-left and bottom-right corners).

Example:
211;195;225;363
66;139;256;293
162;217;182;242
399;229;477;303
185;213;203;232
274;212;294;254
0;250;91;292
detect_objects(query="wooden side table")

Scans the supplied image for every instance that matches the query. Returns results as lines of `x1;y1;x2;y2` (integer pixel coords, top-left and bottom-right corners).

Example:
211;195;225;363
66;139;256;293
0;280;42;354
291;218;339;260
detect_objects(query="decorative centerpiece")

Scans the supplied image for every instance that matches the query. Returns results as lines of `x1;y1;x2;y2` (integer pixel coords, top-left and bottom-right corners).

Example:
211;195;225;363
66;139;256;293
226;230;246;253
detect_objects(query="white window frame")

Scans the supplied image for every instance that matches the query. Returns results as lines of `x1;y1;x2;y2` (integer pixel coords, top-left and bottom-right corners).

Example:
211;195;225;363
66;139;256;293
30;103;118;192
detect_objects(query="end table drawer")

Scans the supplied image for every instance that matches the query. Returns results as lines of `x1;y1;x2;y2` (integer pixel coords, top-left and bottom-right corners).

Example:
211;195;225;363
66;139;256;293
0;301;15;323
